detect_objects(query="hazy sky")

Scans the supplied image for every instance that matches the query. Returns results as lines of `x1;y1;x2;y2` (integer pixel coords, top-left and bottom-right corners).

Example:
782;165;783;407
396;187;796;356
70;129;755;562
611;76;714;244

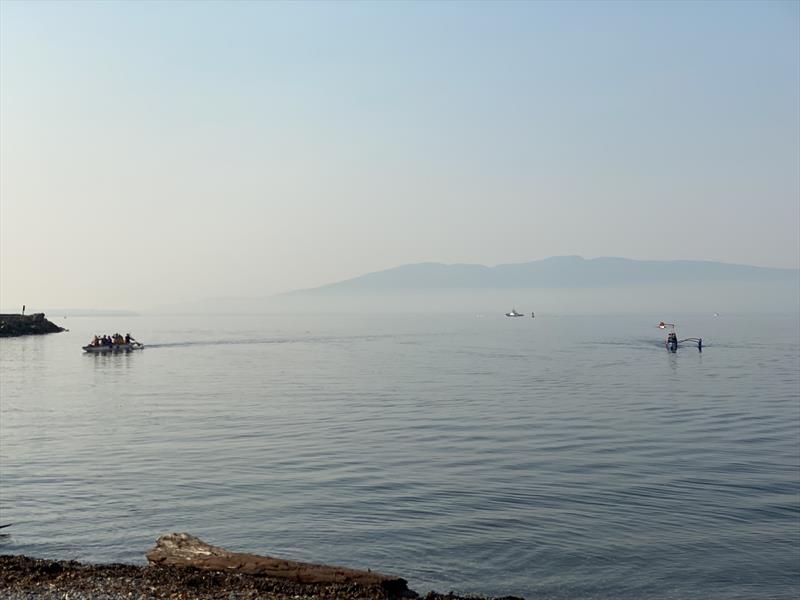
1;0;798;310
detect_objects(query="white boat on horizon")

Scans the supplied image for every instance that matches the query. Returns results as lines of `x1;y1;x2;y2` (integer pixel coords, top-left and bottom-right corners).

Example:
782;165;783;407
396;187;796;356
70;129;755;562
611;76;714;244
505;308;524;317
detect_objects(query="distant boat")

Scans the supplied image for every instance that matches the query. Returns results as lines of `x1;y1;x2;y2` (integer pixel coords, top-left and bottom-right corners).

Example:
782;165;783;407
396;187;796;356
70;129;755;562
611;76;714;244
658;322;702;352
505;308;524;317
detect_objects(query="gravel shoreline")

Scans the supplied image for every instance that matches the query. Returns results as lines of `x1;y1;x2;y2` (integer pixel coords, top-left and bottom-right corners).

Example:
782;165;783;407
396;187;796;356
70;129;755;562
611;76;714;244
0;555;524;600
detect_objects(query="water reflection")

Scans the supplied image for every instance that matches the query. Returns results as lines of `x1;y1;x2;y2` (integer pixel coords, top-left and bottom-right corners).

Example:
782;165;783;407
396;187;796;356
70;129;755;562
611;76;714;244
0;314;797;599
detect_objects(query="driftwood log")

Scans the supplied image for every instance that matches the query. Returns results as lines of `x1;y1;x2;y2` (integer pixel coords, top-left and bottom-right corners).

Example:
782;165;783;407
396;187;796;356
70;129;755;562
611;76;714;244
146;533;409;593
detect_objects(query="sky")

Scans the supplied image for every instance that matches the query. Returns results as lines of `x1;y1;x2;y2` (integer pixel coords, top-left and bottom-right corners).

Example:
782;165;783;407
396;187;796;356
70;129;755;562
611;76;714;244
1;0;798;311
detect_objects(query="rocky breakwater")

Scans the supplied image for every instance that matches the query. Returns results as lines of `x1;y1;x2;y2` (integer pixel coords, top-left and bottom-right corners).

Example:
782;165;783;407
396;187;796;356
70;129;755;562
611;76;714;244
0;532;525;600
0;313;65;337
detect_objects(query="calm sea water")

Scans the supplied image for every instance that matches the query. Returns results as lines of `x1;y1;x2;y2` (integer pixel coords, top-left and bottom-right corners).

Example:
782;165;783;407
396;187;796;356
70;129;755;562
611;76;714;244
1;313;798;598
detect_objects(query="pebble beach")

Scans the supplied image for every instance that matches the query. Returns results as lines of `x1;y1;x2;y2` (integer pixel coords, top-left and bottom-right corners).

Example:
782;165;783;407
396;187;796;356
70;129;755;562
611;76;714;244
0;555;523;600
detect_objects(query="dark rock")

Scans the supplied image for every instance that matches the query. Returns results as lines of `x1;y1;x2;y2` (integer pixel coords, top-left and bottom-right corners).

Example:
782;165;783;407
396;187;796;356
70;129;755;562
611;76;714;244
0;313;65;337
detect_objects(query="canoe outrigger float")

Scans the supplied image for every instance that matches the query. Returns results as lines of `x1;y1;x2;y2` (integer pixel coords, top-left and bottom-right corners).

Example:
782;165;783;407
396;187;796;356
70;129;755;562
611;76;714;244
83;341;144;353
658;321;702;352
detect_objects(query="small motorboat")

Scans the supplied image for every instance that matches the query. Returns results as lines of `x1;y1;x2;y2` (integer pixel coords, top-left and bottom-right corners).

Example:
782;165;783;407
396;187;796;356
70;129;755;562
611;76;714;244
83;342;144;353
505;308;524;317
83;334;144;353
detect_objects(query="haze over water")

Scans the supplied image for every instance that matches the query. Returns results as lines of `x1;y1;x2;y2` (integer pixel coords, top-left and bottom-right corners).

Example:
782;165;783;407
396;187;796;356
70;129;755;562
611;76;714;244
2;1;798;311
1;313;798;598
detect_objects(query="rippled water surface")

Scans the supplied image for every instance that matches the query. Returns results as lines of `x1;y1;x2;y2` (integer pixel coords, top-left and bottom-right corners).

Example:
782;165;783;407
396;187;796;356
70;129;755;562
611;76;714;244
1;313;798;598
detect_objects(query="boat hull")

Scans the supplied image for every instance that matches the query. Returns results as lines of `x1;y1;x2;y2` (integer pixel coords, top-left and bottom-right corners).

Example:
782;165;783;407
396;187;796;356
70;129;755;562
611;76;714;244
83;343;143;353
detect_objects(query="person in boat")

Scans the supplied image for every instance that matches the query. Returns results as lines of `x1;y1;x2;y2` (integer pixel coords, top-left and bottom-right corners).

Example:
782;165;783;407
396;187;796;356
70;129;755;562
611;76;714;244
667;332;678;349
124;333;134;345
90;335;100;347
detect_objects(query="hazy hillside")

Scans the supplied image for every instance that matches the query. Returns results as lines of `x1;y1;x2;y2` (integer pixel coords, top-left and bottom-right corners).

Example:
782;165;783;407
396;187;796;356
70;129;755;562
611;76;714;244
147;257;799;315
285;256;798;295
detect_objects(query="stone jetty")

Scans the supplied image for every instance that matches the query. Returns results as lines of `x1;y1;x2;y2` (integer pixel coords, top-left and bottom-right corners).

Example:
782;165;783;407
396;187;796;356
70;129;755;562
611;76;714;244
0;313;65;337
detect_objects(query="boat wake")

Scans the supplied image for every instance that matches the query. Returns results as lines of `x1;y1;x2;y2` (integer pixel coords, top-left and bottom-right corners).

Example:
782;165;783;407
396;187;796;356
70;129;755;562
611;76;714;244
590;338;709;350
145;332;406;349
145;338;296;349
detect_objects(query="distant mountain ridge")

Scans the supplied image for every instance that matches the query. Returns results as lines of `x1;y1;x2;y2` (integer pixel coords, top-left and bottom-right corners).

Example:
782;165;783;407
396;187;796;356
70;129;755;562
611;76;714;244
286;256;799;295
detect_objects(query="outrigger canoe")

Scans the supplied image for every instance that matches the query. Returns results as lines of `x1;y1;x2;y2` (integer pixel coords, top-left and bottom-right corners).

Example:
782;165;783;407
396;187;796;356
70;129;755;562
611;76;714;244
83;342;144;353
658;322;702;352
